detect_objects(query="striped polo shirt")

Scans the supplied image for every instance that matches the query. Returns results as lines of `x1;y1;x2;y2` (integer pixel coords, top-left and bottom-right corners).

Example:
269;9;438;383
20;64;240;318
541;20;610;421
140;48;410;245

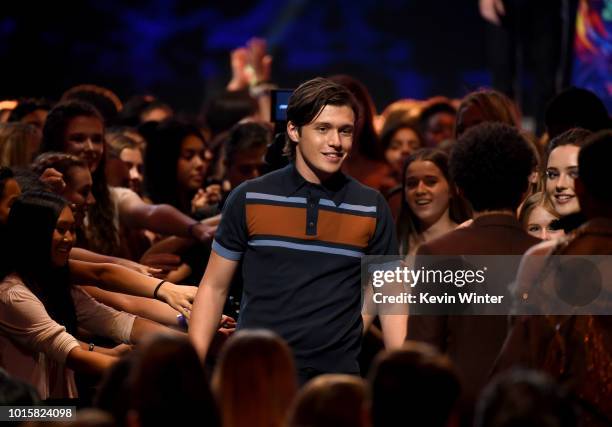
213;163;397;373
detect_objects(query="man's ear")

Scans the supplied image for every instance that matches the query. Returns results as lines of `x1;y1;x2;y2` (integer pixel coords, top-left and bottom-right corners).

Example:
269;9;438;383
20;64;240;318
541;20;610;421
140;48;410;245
287;121;300;143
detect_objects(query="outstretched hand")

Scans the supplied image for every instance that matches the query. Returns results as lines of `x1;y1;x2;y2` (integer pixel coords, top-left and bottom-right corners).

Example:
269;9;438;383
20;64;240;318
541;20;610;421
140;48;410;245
156;283;198;319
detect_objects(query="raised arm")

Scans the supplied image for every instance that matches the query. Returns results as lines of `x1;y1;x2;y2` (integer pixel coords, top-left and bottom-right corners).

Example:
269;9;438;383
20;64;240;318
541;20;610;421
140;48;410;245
69;260;196;318
189;251;238;362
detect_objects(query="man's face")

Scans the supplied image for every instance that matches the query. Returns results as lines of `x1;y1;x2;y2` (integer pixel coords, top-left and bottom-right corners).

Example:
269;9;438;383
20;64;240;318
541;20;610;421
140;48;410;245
288;104;355;184
226;146;267;188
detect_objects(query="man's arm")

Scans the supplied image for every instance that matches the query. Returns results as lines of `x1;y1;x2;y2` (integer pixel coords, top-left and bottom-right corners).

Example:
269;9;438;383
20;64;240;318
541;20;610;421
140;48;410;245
189;251;239;362
406;242;447;350
380;314;407;348
362;273;407;347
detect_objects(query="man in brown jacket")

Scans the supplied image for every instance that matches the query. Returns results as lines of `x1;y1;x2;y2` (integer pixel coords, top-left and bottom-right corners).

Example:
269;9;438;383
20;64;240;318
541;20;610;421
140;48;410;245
407;123;540;420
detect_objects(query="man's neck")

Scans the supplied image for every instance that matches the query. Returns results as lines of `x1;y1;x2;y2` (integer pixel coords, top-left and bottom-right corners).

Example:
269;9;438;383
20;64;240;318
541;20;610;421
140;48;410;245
294;158;333;185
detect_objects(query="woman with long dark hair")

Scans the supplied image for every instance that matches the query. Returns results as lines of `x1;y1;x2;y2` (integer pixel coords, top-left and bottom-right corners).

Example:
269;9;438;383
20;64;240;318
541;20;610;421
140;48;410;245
0;191;184;399
397;149;471;256
141;119;213;215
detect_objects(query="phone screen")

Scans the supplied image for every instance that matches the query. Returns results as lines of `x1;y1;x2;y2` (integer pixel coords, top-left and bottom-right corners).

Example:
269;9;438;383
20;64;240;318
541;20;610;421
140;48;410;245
270;89;293;122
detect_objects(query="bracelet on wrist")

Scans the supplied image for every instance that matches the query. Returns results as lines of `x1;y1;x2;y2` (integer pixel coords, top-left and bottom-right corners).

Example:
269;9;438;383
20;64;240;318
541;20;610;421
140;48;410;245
153;280;167;300
176;314;189;331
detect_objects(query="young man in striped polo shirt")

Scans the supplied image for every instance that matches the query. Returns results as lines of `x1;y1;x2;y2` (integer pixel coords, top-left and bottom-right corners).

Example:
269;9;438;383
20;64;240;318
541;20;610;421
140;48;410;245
190;77;405;382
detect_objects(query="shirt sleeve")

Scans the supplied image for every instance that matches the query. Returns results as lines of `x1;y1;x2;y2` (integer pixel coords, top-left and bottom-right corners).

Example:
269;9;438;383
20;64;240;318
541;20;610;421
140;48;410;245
366;192;399;256
71;287;135;344
212;184;249;261
112;187;141;225
0;282;79;364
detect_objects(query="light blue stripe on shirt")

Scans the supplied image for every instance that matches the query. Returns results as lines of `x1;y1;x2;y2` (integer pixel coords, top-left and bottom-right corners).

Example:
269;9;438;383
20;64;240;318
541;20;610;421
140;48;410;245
246;192;307;204
319;198;377;213
248;239;364;258
246;192;376;213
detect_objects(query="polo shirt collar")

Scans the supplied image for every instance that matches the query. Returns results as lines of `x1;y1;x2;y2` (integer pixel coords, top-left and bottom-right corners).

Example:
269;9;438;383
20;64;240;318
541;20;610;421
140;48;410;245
283;162;349;206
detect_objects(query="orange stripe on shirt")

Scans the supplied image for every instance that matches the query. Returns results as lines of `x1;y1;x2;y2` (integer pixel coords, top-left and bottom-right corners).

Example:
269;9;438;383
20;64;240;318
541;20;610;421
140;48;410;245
246;204;375;248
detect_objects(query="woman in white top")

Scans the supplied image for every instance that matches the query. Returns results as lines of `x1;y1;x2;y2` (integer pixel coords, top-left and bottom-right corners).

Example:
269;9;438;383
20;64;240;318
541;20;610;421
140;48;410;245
0;191;180;399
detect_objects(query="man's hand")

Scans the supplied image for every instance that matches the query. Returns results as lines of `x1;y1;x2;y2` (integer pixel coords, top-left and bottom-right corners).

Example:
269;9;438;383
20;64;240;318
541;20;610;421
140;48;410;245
189;252;238;363
479;0;505;25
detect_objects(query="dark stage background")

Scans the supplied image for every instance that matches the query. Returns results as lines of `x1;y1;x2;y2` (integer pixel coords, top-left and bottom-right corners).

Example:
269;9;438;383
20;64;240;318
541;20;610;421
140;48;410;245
2;1;609;114
0;1;489;113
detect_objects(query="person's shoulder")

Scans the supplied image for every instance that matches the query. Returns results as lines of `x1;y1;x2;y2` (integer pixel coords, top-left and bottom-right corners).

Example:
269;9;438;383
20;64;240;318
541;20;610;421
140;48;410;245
110;186;141;205
343;174;386;212
0;274;36;303
110;186;138;197
345;174;381;196
0;273;26;289
222;168;288;209
236;166;290;193
418;226;471;255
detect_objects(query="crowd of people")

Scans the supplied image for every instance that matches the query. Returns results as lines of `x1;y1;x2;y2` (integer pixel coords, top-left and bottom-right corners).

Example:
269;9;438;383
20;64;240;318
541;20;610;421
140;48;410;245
0;37;611;427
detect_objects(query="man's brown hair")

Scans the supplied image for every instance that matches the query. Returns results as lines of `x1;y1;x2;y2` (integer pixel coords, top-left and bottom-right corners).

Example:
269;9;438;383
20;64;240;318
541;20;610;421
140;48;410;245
284;77;358;160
